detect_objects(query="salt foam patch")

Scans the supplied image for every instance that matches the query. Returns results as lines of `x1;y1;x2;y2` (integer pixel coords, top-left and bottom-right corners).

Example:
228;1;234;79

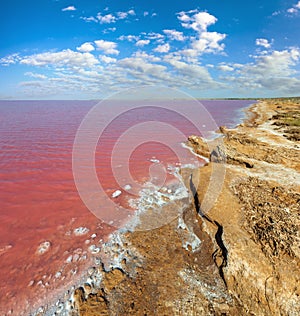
177;217;201;252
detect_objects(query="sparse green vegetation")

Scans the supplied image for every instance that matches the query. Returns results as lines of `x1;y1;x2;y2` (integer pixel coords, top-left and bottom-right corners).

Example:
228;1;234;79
283;118;300;127
270;105;300;140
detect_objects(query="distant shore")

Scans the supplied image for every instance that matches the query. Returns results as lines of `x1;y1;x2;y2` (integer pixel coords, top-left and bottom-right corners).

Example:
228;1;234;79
41;98;300;316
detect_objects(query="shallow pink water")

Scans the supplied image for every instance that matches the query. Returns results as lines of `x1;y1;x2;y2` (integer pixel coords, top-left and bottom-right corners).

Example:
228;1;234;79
0;99;253;314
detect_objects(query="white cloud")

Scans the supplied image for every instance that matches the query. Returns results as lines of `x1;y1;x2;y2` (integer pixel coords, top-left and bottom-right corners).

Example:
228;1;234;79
272;11;281;16
20;49;99;68
153;43;170;53
10;47;222;98
176;11;226;56
119;35;140;42
0;53;20;66
97;13;116;24
167;58;209;78
144;11;149;17
179;11;217;32
76;42;95;52
118;57;169;82
62;6;76;12
163;29;185;41
177;11;191;23
117;12;128;19
245;49;300;77
24;72;47;79
192;32;226;54
99;55;117;64
287;1;300;14
226;48;300;94
256;38;272;48
128;10;136;16
80;16;98;23
103;27;116;34
163;55;218;89
135;40;150;47
94;40;119;55
8;9;300;99
145;32;164;41
133;51;161;63
83;9;136;24
218;65;234;72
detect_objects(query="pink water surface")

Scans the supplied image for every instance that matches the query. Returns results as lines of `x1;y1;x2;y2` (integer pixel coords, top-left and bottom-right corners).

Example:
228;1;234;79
0;99;253;314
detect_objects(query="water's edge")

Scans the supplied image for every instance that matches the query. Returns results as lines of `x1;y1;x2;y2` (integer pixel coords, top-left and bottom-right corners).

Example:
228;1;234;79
29;100;256;316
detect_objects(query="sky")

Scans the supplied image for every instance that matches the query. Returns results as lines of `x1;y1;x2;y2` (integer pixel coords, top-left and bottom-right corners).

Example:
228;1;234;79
1;0;300;99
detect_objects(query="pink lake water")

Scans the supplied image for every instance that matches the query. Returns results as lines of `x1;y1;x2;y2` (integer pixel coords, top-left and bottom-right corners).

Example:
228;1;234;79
0;99;253;315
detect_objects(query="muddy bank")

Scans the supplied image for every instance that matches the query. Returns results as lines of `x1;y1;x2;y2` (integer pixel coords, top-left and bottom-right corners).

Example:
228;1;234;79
46;99;299;316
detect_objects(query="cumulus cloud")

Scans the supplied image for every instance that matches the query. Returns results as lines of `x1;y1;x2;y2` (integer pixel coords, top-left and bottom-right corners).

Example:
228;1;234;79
7;8;300;98
83;9;136;25
0;53;20;66
191;32;226;54
163;29;185;41
287;1;300;14
226;48;300;94
135;40;150;47
218;64;234;72
145;32;165;42
11;47;222;98
256;38;272;48
153;43;170;53
272;11;281;16
119;35;140;42
177;11;192;23
117;10;135;20
94;40;119;55
179;11;217;32
97;13;116;24
20;49;99;68
99;55;117;64
103;27;117;34
128;10;136;16
24;72;47;79
76;42;95;52
62;6;76;12
80;16;98;23
117;12;128;19
163;55;219;89
245;49;300;77
118;57;171;84
176;10;226;56
167;58;210;78
118;57;165;73
133;51;161;63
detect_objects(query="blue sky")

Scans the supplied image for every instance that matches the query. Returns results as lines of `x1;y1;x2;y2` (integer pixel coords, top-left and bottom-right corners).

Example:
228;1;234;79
1;0;300;99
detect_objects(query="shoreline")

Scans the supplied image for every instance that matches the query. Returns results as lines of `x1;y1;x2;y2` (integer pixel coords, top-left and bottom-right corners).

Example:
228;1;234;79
28;100;252;316
36;98;299;315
